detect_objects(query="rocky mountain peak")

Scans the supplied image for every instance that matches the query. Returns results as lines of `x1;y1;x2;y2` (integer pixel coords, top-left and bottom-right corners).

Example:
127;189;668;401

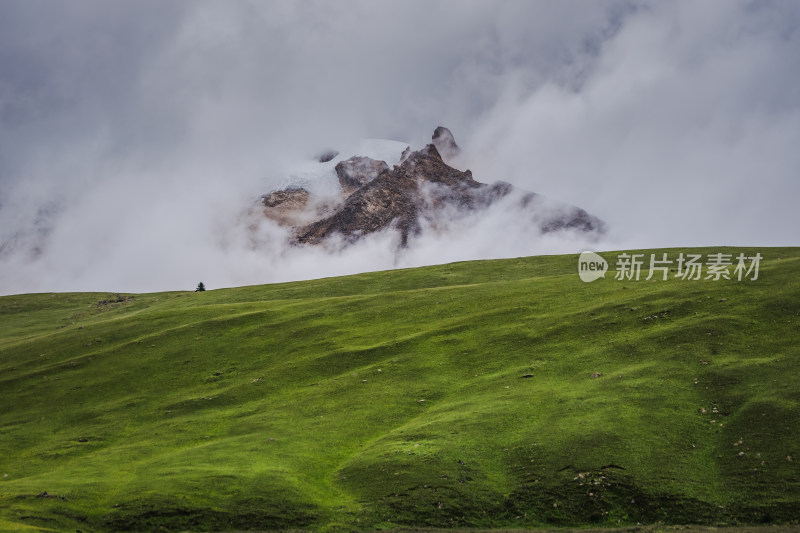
431;126;461;161
257;127;605;248
396;143;479;190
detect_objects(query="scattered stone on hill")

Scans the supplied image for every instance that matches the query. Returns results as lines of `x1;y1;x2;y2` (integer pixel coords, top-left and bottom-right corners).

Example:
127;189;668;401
521;374;533;378
432;125;461;161
97;294;133;306
37;491;65;499
591;372;602;378
257;126;606;248
335;156;389;195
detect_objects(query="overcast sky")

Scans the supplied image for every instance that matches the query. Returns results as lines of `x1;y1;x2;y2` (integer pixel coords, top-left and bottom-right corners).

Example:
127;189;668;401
1;0;798;295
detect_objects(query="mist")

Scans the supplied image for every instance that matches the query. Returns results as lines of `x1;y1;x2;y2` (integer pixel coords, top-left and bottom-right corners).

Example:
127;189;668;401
1;0;798;295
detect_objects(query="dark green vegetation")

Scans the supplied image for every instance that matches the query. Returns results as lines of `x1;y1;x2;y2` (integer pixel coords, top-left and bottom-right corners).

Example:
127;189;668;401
1;247;798;532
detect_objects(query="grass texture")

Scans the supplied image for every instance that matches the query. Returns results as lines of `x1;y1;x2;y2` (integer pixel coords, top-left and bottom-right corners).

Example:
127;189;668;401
0;247;798;531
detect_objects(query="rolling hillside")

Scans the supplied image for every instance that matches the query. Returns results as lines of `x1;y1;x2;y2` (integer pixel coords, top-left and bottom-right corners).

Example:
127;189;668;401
1;248;799;532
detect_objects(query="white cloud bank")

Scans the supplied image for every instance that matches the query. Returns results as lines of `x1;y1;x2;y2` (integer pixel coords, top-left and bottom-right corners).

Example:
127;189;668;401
0;0;798;295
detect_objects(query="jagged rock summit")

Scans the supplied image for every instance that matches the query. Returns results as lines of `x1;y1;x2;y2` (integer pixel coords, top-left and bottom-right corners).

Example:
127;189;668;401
431;125;461;161
259;128;605;247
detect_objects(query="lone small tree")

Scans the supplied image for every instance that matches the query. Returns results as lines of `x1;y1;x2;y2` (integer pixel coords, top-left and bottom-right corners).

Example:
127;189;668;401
195;282;206;292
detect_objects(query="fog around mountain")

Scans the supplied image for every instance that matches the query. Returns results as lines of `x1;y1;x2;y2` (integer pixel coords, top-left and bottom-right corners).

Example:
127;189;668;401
1;1;798;294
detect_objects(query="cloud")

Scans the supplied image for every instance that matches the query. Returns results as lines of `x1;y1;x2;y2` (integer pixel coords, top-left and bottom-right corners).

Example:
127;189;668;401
462;1;800;248
0;0;798;295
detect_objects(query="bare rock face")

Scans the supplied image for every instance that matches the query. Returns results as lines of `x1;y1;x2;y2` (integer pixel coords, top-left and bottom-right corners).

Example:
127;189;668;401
260;188;311;227
431;126;461;161
518;192;603;234
399;146;412;164
295;144;471;246
296;166;420;246
335;156;390;195
261;188;310;209
260;127;606;247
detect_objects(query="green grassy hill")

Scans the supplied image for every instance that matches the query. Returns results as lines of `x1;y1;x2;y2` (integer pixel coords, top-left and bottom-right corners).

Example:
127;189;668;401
1;247;798;532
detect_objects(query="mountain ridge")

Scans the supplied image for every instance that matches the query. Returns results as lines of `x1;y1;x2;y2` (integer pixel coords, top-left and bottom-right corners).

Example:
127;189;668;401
260;127;606;248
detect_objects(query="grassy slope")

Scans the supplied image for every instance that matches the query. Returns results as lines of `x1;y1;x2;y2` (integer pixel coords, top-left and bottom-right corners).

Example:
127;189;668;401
0;247;798;532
